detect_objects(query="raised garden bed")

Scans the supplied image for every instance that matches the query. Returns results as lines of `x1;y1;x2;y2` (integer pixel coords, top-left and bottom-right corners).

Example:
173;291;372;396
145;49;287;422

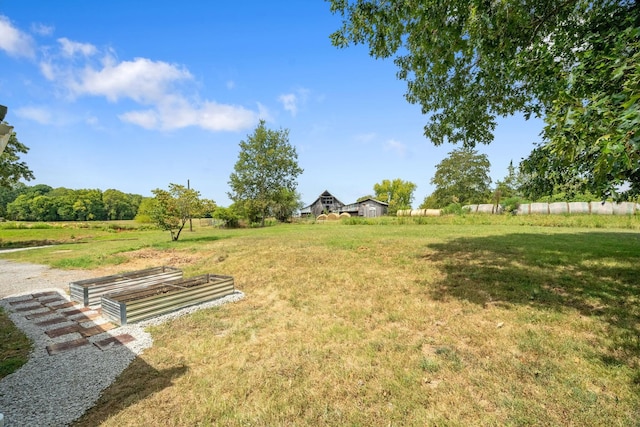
69;266;183;308
100;273;235;325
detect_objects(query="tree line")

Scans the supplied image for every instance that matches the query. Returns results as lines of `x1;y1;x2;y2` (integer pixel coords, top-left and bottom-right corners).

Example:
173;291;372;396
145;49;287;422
0;184;143;221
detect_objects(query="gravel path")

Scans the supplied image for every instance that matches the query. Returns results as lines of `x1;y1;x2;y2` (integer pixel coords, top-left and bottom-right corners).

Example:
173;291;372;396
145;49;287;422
0;259;244;426
0;258;95;299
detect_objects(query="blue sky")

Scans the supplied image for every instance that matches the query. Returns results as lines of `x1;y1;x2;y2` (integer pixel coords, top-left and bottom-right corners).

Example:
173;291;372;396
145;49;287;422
0;1;544;207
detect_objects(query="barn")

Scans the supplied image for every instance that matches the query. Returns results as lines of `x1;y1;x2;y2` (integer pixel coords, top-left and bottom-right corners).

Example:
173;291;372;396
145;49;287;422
338;198;388;218
300;191;388;218
299;190;345;217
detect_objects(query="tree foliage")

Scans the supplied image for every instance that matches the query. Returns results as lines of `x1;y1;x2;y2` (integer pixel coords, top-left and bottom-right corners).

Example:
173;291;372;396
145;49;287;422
4;185;141;221
134;197;157;223
373;178;416;215
151;183;215;241
228;120;303;226
494;161;523;200
271;188;303;223
212;206;240;228
0;130;34;188
421;147;491;208
329;0;640;198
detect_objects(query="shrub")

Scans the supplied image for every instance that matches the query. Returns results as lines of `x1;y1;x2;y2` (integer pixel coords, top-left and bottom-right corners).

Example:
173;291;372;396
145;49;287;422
441;203;464;215
213;207;240;228
502;197;524;214
134;214;153;223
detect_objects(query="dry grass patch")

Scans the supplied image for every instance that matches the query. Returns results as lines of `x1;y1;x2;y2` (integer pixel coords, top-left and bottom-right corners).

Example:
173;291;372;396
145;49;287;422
8;222;636;426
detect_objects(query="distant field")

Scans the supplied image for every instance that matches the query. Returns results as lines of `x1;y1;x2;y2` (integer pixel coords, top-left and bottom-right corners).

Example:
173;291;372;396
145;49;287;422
1;215;639;425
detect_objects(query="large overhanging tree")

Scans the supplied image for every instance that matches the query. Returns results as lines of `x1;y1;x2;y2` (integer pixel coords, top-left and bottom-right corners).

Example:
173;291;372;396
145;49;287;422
0;130;34;188
329;0;639;199
228;120;303;226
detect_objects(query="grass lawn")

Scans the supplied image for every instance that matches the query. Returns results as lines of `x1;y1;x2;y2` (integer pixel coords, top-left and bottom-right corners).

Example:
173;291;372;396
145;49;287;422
0;307;32;379
1;215;639;425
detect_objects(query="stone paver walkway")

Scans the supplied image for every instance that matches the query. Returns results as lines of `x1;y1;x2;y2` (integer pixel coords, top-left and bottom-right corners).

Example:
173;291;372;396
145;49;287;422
5;291;135;355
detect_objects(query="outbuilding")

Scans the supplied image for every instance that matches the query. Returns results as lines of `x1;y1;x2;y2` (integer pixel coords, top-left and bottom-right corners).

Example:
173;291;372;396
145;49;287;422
300;191;388;218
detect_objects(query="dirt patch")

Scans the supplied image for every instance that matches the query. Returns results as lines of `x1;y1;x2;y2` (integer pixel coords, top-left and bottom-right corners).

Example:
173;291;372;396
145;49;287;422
91;249;198;276
125;248;196;266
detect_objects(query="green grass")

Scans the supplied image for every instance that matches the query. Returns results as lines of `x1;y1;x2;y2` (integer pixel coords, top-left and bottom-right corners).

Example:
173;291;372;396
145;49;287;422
0;307;32;379
1;216;639;425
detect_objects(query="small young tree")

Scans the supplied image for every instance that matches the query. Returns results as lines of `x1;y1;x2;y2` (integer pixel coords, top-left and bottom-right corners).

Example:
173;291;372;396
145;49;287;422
228;120;303;226
151;183;215;241
494;161;521;200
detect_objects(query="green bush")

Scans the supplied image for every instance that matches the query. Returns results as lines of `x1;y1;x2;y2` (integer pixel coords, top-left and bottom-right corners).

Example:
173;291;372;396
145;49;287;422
502;197;524;214
134;214;153;223
213;207;240;228
441;203;464;215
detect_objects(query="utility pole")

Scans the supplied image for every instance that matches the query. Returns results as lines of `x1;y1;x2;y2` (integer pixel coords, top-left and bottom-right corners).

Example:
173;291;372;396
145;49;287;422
188;179;193;232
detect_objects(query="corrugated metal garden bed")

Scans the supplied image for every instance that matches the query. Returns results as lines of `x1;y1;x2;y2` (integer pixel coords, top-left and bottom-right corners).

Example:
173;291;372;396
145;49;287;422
100;273;235;325
69;266;183;307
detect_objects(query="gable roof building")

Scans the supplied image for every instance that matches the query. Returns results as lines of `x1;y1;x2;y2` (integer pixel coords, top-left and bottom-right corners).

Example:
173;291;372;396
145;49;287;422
300;191;388;218
339;197;388;218
299;190;344;217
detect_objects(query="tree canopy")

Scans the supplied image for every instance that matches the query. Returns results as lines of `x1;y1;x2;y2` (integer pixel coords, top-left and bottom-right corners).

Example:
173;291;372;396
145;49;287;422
494;161;523;200
4;185;141;221
329;0;640;199
0;130;34;188
421;147;492;208
228;120;303;226
151;183;215;241
373;178;416;215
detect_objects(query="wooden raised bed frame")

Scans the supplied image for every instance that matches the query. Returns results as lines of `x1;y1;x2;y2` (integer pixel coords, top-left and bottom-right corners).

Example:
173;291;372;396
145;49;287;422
69;266;183;308
100;273;235;325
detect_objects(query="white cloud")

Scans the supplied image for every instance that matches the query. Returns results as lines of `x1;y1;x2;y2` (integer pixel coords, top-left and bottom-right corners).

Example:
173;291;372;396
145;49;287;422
279;93;298;116
69;56;262;132
119;109;158;129
3;17;262;133
69;55;193;103
196;101;259;131
120;96;260;132
31;23;54;36
15;106;54;124
384;139;407;157
278;87;310;117
0;15;35;58
58;37;97;57
39;61;56;80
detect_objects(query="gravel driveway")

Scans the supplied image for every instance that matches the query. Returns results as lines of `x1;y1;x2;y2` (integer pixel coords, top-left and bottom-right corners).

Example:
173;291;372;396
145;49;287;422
0;257;243;426
0;257;94;299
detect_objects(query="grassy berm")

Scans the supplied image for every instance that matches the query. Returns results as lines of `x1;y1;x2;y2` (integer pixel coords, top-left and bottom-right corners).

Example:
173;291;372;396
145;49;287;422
1;215;639;425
